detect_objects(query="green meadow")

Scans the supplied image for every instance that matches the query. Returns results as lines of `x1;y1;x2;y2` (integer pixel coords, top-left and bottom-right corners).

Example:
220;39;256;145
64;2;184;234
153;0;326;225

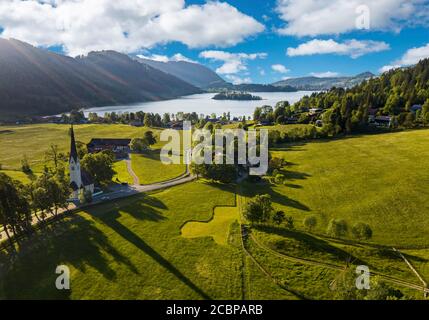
249;129;429;247
131;152;186;185
0;124;162;173
1;124;429;299
0;182;243;299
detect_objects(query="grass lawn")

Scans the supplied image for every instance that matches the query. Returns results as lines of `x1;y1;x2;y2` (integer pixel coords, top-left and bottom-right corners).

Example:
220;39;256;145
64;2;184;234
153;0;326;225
181;205;239;246
0;182;244;300
244;129;429;247
259;124;314;132
131;152;186;185
251;227;426;286
113;160;134;185
0;170;36;184
0;124;163;172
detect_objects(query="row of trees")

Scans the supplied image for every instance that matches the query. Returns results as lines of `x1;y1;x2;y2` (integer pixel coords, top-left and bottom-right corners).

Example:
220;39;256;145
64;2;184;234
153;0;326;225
243;195;372;241
62;109;247;128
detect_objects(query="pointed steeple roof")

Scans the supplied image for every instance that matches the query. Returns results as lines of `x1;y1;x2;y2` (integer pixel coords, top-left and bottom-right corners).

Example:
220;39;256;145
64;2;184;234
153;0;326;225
70;125;79;163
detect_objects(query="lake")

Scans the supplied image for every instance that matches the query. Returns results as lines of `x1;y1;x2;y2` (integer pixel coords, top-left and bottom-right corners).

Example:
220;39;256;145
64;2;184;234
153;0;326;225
84;91;314;118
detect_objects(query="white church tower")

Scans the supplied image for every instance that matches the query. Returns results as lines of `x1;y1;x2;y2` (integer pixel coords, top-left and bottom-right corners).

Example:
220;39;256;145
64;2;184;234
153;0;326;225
69;125;94;199
69;125;82;198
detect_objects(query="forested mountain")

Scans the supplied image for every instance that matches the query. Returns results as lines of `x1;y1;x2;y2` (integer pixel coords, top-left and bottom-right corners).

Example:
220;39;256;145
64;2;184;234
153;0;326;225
135;57;226;89
273;72;375;91
0;39;200;121
292;59;429;133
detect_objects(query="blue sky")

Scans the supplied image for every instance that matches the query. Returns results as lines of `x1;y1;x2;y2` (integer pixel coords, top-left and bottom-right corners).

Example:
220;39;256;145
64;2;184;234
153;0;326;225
0;0;429;84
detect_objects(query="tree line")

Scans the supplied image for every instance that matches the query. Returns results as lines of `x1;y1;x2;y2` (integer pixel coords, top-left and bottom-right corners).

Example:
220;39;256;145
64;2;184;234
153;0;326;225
0;144;117;249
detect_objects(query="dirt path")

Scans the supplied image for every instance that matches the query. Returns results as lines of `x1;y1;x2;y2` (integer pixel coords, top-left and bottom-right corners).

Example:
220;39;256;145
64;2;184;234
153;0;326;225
125;155;140;186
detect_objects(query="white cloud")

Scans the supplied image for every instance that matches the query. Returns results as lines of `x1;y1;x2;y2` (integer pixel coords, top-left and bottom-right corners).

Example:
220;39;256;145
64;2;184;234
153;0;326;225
379;65;402;73
0;0;264;56
199;50;267;75
271;64;290;74
276;0;428;36
379;43;429;73
171;53;197;63
310;71;341;78
287;39;390;59
137;54;170;63
397;43;429;65
225;75;252;85
137;53;196;63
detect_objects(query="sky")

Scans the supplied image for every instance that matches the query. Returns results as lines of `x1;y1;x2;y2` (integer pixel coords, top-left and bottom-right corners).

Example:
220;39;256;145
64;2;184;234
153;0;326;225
0;0;429;84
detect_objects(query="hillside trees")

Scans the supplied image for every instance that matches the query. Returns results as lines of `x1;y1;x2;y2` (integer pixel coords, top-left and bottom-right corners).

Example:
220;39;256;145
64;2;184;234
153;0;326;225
292;58;429;134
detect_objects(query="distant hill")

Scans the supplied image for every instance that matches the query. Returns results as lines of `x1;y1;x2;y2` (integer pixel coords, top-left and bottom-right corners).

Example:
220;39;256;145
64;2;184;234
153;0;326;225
135;57;226;89
207;83;297;92
272;72;375;91
0;39;200;121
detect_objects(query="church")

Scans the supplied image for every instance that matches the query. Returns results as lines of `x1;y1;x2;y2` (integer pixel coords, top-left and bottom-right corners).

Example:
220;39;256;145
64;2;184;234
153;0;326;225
69;126;94;199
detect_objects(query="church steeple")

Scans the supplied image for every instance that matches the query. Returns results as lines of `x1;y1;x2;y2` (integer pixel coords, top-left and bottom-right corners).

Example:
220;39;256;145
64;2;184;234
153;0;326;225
70;125;79;163
69;124;82;197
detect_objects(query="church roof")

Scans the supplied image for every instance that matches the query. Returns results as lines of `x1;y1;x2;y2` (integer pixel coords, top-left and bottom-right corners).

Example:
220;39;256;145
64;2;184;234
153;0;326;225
70;181;79;191
81;169;94;186
70;125;79;163
87;138;131;147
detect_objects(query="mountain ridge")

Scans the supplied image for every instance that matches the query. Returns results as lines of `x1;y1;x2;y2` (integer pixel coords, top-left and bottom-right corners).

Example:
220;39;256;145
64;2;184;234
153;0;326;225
0;39;201;121
135;57;226;89
272;72;375;91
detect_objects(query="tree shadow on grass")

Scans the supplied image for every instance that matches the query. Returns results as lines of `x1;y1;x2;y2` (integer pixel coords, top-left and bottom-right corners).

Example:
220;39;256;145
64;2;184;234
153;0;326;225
0;214;139;299
87;203;212;300
255;225;368;267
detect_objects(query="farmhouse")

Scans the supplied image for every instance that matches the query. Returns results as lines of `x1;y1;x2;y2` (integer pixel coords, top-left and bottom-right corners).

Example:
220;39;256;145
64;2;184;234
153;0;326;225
411;104;422;113
69;126;94;199
87;138;131;158
374;116;392;127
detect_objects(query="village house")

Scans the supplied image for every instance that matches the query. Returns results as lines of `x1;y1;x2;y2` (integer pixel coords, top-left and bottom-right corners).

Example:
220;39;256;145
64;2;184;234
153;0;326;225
87;138;131;158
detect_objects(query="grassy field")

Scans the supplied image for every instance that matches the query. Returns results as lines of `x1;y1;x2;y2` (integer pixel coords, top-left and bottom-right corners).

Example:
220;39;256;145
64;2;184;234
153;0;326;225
244;129;429;248
181;205;239;246
113;160;134;185
0;124;162;172
2;124;429;299
0;169;36;184
0;182;244;299
131;152;186;185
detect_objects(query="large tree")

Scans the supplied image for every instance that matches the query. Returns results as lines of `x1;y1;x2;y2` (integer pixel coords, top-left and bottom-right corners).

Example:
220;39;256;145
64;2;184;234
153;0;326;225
0;173;31;247
81;151;115;187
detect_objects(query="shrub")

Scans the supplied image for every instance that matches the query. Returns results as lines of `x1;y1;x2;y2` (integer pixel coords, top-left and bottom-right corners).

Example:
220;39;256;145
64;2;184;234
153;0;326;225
327;219;348;237
351;222;373;240
244;194;273;224
303;215;318;231
272;211;285;225
21;156;32;174
274;174;285;185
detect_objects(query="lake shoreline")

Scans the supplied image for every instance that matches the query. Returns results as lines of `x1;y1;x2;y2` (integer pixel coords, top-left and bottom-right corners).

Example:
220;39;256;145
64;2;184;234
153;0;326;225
83;91;315;118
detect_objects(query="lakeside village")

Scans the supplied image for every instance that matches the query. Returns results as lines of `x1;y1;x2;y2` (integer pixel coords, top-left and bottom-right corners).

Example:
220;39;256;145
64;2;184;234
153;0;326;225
5;100;418;130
